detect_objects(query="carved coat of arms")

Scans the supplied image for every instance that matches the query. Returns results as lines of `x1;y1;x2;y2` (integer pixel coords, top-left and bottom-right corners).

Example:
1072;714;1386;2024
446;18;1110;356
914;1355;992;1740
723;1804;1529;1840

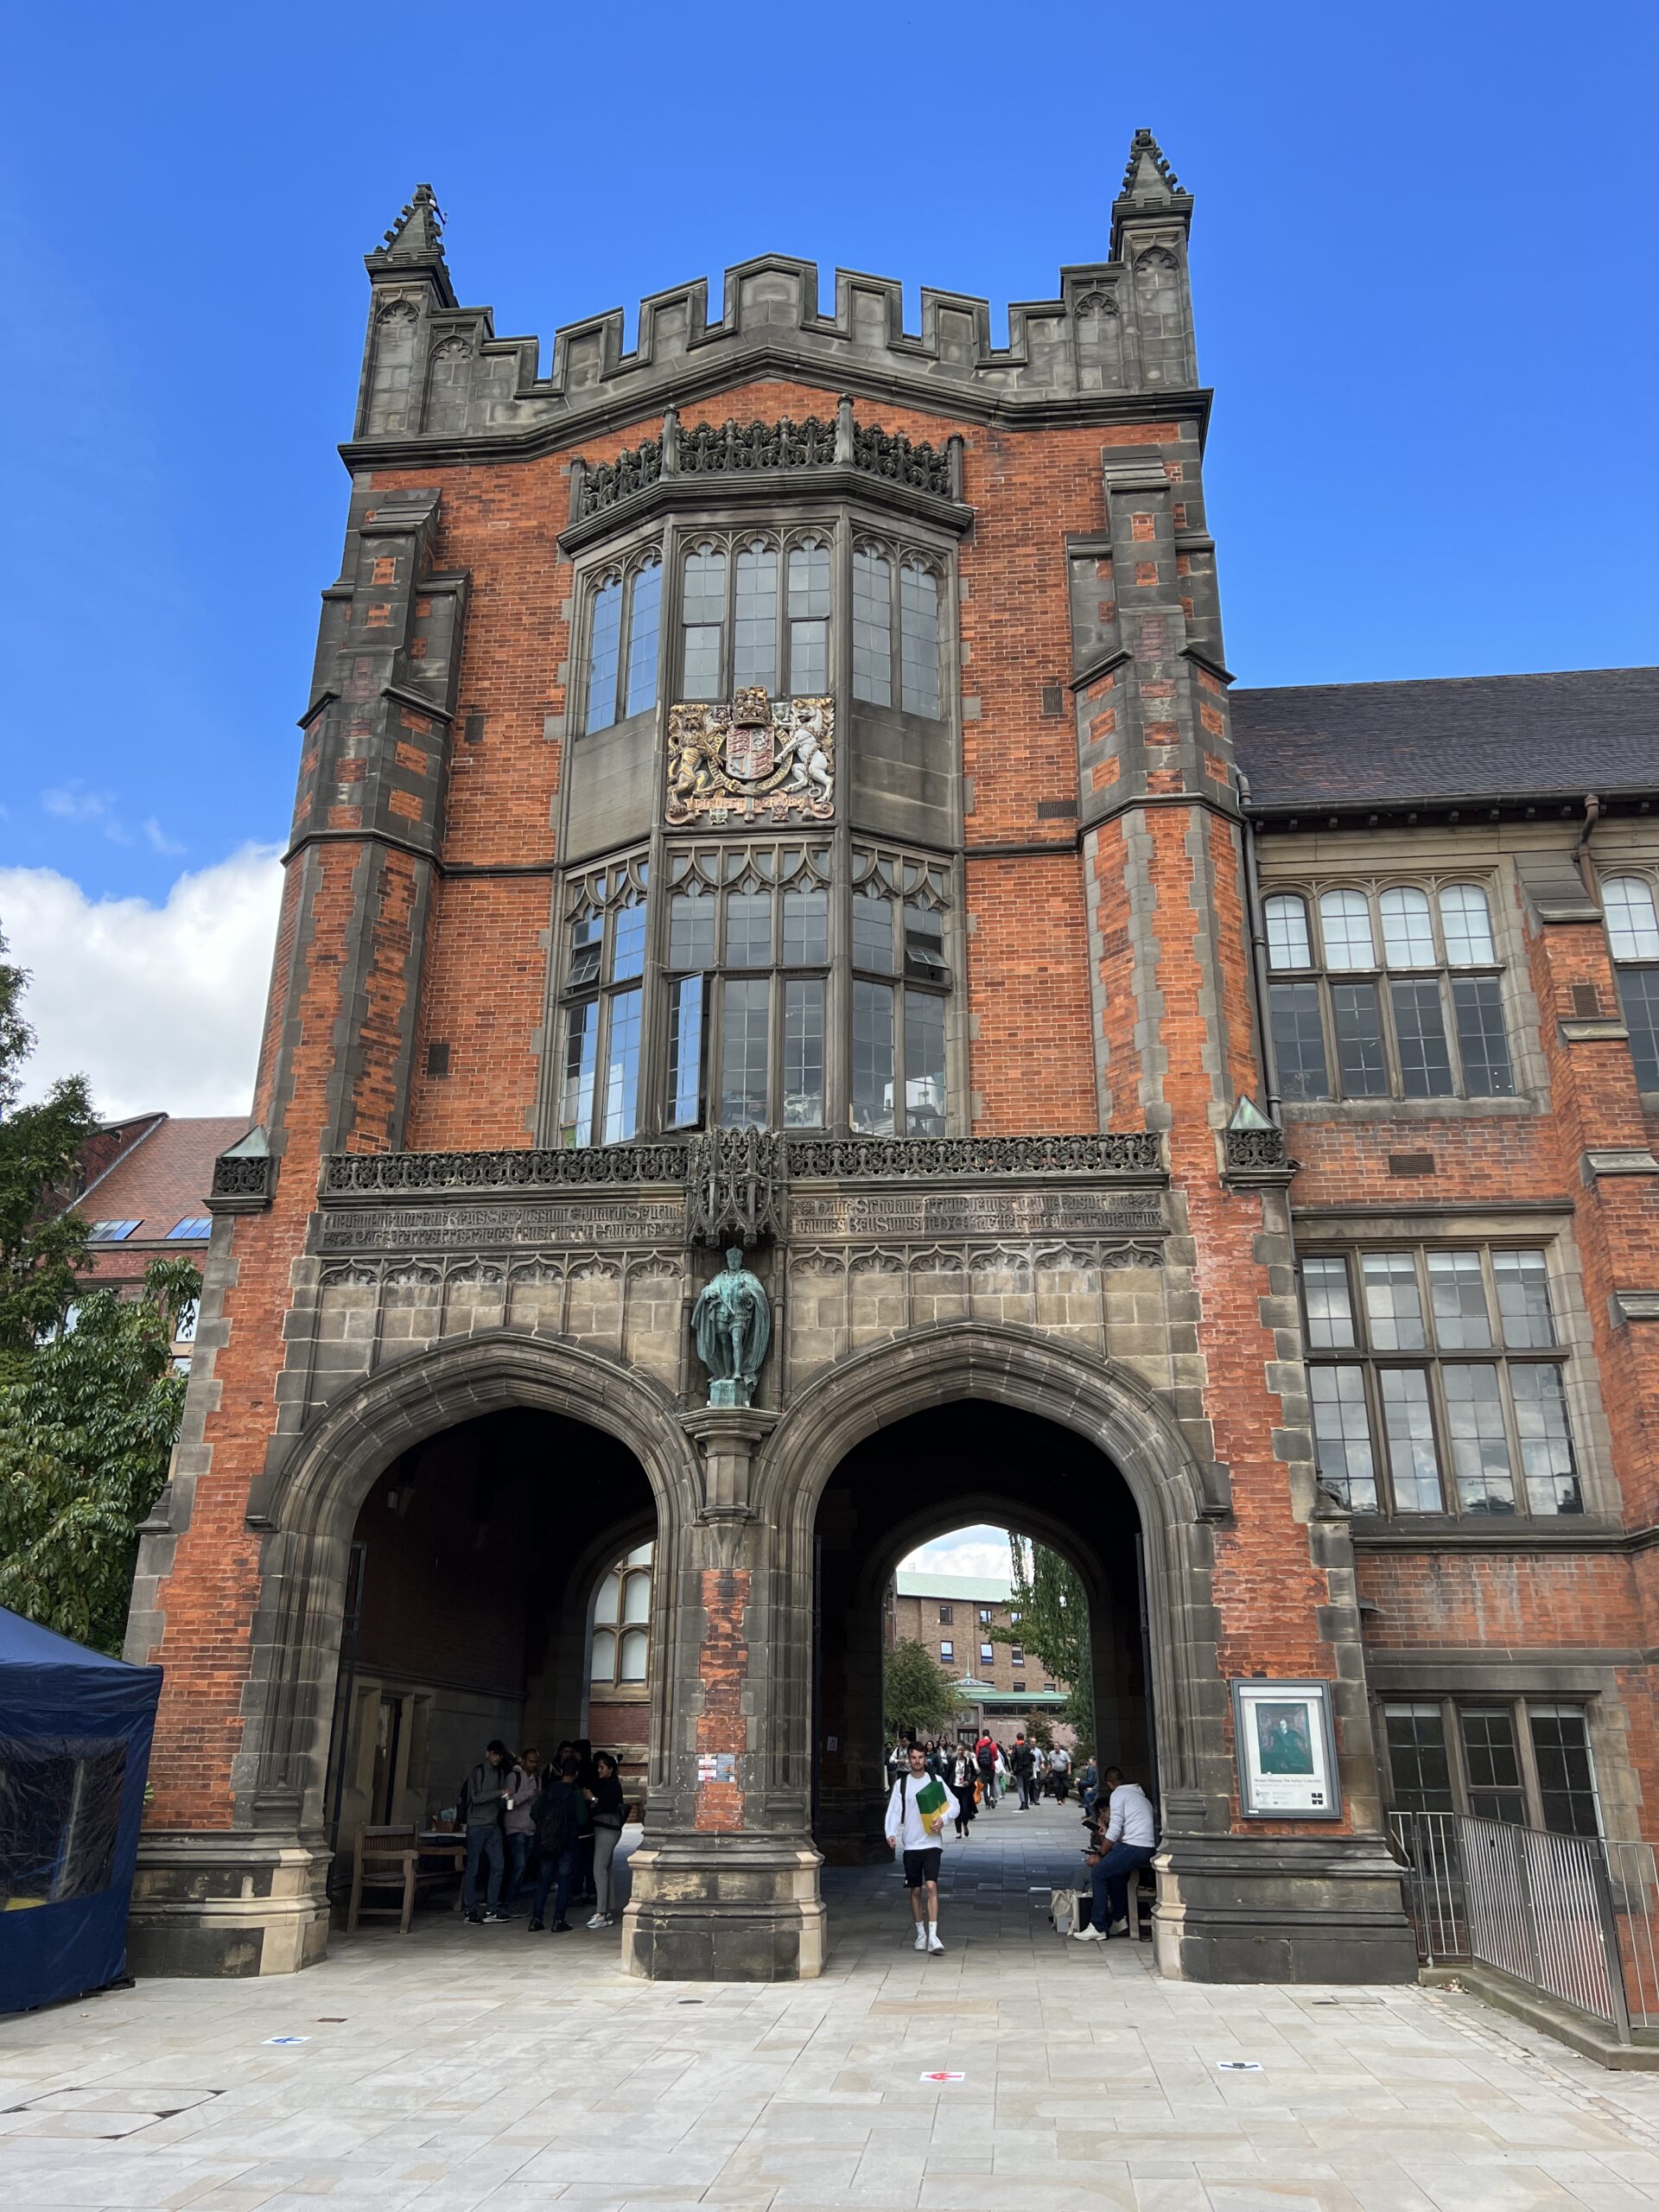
666;687;836;826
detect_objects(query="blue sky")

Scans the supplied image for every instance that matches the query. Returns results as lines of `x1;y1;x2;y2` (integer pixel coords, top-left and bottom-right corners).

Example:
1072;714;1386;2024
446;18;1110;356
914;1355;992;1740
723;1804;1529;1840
1;0;1654;1110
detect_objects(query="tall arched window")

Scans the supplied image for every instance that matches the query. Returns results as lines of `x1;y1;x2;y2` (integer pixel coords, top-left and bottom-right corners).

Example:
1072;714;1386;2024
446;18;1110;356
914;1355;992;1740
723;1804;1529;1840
583;556;663;734
365;302;418;436
850;539;944;718
423;336;470;435
590;1543;654;1689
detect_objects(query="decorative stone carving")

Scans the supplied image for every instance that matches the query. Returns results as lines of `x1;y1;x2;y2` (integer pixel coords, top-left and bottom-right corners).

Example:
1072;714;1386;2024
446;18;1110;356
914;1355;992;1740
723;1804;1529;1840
692;1249;772;1408
784;1132;1161;1179
678;415;838;475
851;421;955;497
685;1128;786;1249
1222;1123;1293;1182
666;690;835;826
575;435;663;516
323;1144;689;1195
211;1137;275;1212
788;1190;1166;1240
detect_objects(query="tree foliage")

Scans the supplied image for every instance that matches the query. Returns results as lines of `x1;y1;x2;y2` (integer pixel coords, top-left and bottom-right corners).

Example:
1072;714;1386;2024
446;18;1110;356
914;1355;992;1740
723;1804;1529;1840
0;931;99;1382
0;1256;199;1653
995;1535;1095;1751
883;1637;969;1736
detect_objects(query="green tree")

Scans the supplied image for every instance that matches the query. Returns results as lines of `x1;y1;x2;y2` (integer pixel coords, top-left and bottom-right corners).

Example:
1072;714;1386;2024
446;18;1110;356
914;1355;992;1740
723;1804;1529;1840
0;931;99;1382
995;1535;1095;1752
883;1637;969;1737
0;1256;199;1653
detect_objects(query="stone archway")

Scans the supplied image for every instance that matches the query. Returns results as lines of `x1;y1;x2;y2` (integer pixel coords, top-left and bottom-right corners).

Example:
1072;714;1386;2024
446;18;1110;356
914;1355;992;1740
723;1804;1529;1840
230;1332;702;1868
750;1321;1236;1843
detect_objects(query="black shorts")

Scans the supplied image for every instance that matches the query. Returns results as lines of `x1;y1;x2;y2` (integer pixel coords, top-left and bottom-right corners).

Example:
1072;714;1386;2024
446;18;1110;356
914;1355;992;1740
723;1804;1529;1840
903;1847;943;1889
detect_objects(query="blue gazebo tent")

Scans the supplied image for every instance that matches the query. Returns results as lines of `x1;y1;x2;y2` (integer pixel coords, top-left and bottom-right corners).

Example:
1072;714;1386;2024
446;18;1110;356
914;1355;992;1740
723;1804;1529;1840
0;1605;162;2012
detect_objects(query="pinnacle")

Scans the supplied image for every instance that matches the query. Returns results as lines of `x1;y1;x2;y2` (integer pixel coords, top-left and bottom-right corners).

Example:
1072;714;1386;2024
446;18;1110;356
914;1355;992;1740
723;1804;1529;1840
1117;129;1185;207
374;182;446;264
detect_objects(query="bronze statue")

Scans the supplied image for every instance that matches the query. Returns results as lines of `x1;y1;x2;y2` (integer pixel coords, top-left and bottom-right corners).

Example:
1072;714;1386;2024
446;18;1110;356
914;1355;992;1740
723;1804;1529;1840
690;1246;771;1407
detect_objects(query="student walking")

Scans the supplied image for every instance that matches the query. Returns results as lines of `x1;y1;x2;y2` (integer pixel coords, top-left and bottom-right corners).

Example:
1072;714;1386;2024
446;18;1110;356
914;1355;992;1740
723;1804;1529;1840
885;1742;957;1954
950;1746;979;1838
501;1746;541;1916
1050;1744;1071;1802
1011;1733;1036;1809
1073;1771;1158;1942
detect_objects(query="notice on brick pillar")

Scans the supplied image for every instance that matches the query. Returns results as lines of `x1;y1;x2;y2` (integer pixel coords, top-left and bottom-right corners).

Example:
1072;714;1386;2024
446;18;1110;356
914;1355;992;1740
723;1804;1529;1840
694;1567;749;1833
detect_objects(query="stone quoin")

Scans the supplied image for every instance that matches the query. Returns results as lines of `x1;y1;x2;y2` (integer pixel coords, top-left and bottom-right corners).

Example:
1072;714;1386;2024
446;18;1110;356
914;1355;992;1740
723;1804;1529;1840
124;136;1659;1985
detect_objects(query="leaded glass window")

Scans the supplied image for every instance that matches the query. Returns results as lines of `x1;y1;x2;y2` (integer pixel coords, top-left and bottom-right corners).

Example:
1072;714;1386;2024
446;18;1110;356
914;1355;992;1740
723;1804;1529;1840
1602;875;1659;1090
1264;881;1514;1101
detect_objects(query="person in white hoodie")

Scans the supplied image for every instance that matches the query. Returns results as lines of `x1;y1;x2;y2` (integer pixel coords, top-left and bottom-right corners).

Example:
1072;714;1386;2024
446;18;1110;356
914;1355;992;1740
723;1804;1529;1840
884;1741;958;1953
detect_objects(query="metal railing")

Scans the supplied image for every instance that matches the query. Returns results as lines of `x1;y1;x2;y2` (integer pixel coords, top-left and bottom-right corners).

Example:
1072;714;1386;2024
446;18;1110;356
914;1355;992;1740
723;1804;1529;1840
1391;1811;1659;2043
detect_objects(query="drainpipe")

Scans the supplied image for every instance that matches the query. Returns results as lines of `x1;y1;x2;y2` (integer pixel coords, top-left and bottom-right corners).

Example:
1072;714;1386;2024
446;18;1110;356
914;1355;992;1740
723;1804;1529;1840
1236;771;1283;1126
1574;791;1603;899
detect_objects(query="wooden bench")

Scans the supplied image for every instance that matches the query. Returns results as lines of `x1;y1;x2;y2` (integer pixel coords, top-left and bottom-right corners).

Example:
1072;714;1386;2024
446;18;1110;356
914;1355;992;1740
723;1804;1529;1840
346;1824;461;1934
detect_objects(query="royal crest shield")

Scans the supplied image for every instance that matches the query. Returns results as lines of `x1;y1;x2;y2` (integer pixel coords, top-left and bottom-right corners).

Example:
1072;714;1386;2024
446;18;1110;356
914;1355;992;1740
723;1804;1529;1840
665;689;836;826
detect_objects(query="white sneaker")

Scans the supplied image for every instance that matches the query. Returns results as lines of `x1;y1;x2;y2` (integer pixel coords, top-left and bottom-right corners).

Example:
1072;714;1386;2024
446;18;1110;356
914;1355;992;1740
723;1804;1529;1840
1071;1923;1104;1942
1108;1918;1130;1936
913;1926;928;1950
927;1931;944;1954
586;1914;607;1929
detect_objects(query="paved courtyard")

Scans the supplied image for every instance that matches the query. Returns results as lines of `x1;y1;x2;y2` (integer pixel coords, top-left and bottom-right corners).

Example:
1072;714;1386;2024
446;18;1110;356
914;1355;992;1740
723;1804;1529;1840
7;1800;1659;2210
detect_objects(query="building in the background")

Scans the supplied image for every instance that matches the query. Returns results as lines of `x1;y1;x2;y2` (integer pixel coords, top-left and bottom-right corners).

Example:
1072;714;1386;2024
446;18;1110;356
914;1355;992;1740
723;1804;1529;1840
70;1114;250;1368
121;135;1659;1992
886;1568;1072;1745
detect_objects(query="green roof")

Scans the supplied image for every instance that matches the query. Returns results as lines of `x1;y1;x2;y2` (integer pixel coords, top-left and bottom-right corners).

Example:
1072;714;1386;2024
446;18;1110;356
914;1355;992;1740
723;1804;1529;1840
894;1571;1012;1603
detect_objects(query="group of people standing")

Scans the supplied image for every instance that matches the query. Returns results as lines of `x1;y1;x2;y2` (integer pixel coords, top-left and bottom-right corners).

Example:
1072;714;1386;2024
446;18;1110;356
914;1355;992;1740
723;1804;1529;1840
460;1738;630;1933
884;1731;1076;1827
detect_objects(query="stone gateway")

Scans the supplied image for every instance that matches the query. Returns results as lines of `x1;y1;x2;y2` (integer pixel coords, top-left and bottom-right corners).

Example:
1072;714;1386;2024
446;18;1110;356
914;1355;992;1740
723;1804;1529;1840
123;139;1659;1989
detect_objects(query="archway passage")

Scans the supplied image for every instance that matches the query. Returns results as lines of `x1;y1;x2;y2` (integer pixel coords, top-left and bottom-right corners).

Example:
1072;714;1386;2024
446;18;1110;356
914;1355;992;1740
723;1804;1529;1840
324;1406;658;1923
811;1400;1153;1948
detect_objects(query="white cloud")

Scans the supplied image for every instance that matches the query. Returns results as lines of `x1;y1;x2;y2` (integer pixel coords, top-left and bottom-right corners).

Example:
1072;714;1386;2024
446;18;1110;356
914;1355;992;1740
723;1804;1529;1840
143;817;186;856
0;846;283;1119
42;780;133;842
899;1525;1017;1584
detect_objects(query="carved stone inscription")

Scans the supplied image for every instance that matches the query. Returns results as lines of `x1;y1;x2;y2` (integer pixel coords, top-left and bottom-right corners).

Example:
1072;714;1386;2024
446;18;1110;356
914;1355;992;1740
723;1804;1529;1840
789;1191;1166;1240
318;1200;685;1253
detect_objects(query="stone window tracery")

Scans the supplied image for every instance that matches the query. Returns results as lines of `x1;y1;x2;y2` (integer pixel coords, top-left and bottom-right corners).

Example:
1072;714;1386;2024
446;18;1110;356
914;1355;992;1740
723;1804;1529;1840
678;531;834;702
557;856;651;1147
1600;874;1659;1090
1382;1698;1601;1835
852;539;944;717
1300;1243;1580;1519
1264;880;1514;1103
582;553;663;734
591;1541;654;1689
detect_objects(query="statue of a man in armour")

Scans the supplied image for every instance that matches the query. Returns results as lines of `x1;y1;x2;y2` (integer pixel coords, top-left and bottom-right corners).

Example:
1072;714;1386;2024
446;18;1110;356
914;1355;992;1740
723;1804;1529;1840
690;1247;772;1408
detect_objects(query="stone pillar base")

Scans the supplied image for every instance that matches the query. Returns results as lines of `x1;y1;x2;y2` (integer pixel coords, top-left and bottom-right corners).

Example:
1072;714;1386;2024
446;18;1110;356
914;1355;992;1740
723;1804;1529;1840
1153;1832;1419;1984
622;1834;826;1980
128;1834;331;1978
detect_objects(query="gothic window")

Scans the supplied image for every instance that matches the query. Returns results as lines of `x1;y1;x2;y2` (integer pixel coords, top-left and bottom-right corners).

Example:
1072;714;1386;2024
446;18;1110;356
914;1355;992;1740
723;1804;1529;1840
591;1542;654;1689
423;335;470;435
1300;1244;1581;1519
664;844;834;1132
582;555;664;734
678;532;833;700
556;857;650;1146
849;849;950;1137
1264;882;1514;1103
852;540;945;718
1601;874;1659;1090
1132;246;1182;336
365;301;419;436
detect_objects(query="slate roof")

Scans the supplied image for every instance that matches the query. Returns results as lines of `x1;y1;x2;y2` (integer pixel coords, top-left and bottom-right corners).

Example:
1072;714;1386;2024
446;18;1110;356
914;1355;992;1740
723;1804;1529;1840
1231;667;1659;810
77;1114;250;1281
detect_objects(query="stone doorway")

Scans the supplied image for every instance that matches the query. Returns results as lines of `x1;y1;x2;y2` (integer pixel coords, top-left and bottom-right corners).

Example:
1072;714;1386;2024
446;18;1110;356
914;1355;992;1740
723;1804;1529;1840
322;1405;660;1924
810;1399;1154;1939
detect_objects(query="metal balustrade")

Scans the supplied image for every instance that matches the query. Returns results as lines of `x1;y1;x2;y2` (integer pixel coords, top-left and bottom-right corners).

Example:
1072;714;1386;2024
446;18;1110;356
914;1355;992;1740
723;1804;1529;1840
1390;1810;1659;2043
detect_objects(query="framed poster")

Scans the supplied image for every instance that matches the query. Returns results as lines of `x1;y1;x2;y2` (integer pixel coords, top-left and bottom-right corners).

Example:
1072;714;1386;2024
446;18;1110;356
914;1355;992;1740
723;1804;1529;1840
1231;1680;1341;1820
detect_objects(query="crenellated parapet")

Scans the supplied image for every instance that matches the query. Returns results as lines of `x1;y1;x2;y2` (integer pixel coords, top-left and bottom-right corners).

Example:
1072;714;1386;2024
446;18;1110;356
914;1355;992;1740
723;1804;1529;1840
349;133;1203;456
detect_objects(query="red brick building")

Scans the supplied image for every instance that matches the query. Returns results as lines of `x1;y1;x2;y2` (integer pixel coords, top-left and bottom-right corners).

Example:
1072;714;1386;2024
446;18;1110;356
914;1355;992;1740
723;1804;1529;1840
123;136;1659;1985
886;1569;1075;1744
70;1114;250;1367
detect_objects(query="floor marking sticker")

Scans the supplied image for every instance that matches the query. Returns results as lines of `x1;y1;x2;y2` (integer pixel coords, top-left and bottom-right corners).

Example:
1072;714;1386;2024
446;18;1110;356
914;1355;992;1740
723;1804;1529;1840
919;2070;966;2083
1217;2060;1262;2072
263;2036;309;2046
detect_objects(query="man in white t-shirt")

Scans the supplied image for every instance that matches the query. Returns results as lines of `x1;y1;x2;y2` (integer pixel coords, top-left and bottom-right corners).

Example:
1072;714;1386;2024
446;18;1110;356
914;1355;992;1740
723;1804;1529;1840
1072;1773;1157;1941
884;1742;958;1953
